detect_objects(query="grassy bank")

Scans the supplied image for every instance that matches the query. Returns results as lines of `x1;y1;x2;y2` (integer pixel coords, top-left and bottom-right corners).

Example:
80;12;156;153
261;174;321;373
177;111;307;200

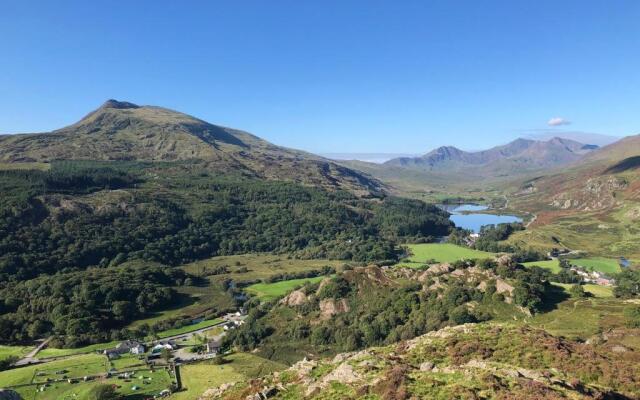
245;276;329;301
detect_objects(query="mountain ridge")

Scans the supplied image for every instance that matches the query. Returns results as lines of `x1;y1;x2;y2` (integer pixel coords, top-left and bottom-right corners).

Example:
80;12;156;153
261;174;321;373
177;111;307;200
0;100;384;196
384;137;598;172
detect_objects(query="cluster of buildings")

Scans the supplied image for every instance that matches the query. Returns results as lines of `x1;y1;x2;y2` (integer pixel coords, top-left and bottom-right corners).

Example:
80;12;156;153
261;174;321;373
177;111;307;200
570;266;614;286
104;339;179;359
104;340;146;359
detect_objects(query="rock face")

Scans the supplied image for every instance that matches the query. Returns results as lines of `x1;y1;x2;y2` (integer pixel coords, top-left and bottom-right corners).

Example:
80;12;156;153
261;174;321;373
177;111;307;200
495;278;514;295
550;176;628;211
319;298;350;320
496;254;516;268
0;390;22;400
279;290;307;306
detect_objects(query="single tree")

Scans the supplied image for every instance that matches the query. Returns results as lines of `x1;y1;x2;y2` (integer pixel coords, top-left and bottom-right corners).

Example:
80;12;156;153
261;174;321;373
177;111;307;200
89;384;120;400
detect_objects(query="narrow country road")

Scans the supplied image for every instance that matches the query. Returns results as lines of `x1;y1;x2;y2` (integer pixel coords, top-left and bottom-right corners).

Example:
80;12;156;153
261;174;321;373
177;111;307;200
14;336;52;366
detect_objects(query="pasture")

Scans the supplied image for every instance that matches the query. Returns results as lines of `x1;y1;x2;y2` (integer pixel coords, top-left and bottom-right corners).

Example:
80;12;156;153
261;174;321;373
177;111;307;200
552;283;614;299
530;298;628;340
0;353;107;388
169;353;285;400
1;352;173;400
245;276;328;301
399;243;496;266
0;345;31;362
522;257;620;275
571;257;621;274
522;259;562;273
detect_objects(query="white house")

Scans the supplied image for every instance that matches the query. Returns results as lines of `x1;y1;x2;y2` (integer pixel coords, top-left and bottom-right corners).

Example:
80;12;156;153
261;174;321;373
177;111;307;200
130;343;145;354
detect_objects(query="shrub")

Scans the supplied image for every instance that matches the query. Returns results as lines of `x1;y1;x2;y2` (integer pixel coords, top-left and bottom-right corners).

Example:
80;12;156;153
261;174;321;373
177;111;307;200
624;306;640;328
569;284;587;298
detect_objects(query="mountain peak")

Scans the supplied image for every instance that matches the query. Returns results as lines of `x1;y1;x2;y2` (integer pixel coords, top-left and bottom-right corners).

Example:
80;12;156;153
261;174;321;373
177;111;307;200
100;99;140;110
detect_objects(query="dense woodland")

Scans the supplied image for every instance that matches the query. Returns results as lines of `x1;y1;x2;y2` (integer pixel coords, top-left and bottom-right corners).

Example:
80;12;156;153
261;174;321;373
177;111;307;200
0;161;452;282
0;264;189;344
0;161;453;344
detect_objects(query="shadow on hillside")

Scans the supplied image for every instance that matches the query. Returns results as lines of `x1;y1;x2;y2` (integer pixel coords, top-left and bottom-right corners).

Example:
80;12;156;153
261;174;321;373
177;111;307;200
604;155;640;174
538;284;570;313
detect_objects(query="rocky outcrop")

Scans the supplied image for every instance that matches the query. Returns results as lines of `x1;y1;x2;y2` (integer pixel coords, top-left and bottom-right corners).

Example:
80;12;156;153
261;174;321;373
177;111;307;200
199;323;640;400
279;290;307;306
550;176;628;211
319;298;350;320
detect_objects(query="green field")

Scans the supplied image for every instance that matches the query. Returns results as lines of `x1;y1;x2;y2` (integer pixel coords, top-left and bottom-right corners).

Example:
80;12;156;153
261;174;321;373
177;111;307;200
522;259;562;273
38;341;121;359
530;297;628;340
522;257;621;275
156;318;223;339
399;243;496;266
0;345;31;361
552;283;614;298
0;353;107;387
571;257;621;274
1;352;173;400
245;276;328;301
169;353;285;400
109;354;146;371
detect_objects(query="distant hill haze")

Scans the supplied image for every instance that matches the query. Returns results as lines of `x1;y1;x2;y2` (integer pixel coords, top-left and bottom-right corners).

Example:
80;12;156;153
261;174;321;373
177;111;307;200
0;100;384;195
384;137;598;173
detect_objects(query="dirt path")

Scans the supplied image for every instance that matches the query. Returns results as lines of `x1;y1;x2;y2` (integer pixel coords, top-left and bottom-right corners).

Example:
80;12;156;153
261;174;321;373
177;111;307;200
14;337;52;366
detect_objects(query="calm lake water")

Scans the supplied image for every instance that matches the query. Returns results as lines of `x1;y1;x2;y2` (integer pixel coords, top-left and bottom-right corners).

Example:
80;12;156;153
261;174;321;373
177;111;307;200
438;204;522;232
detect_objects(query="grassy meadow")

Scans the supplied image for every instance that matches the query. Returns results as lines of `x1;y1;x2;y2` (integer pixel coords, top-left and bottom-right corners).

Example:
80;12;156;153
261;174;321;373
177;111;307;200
522;259;562;273
244;275;328;301
529;297;629;340
0;345;32;362
552;283;614;298
522;257;621;275
1;352;173;400
399;243;496;266
571;257;621;274
169;353;285;400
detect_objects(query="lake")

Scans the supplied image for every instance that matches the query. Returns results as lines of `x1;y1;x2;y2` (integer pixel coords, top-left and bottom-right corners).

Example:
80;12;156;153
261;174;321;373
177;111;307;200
438;204;522;232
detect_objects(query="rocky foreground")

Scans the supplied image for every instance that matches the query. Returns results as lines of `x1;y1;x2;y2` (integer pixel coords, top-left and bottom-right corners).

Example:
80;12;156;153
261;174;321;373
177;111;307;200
200;323;640;400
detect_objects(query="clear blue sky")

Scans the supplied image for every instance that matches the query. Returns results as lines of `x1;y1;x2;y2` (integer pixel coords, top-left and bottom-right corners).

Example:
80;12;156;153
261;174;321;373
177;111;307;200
1;1;639;153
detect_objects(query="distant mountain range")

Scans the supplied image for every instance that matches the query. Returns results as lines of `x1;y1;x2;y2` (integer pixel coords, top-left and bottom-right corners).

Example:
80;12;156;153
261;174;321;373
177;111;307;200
0;100;383;195
513;134;640;214
384;137;599;173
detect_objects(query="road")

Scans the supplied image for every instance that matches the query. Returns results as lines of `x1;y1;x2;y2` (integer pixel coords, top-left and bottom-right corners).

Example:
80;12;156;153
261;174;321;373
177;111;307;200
11;315;245;368
14;336;52;366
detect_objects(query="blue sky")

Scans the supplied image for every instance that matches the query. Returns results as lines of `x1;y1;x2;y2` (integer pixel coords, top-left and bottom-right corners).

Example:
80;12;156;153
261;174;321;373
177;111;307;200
1;1;639;153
